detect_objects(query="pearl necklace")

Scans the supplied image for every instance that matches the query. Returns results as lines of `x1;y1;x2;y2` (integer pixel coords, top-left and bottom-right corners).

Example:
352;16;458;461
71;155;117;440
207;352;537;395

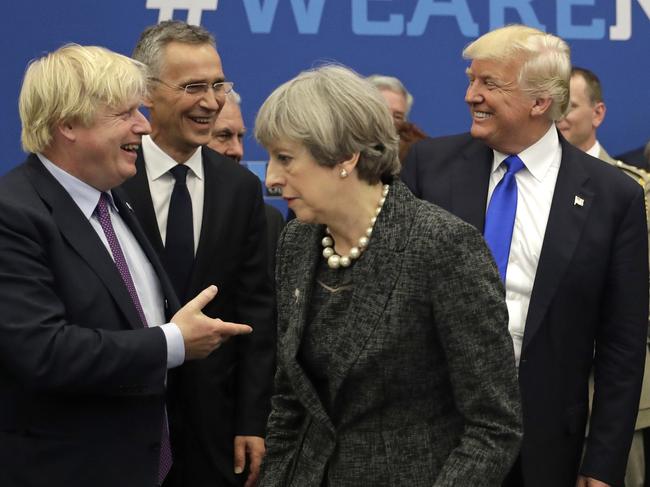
321;184;390;269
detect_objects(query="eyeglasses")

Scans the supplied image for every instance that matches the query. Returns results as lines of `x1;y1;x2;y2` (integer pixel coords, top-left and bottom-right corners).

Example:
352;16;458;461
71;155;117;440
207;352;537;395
150;77;234;97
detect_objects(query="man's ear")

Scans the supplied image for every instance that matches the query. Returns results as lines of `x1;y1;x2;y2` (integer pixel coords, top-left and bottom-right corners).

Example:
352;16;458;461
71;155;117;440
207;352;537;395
531;96;553;118
592;101;606;129
142;93;154;109
57;120;77;142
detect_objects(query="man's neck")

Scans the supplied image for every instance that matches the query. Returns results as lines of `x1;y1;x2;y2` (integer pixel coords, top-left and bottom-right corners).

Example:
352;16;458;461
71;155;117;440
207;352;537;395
149;132;198;164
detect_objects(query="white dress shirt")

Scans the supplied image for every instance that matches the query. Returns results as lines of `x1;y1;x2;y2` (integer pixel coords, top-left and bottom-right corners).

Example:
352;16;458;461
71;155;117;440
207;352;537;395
37;153;185;368
486;126;562;366
586;140;601;159
141;135;204;254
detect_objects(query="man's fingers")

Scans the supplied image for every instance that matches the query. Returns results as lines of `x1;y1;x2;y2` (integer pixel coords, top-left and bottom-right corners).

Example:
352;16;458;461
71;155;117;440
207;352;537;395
245;452;262;487
187;285;218;311
217;319;252;336
234;437;246;475
242;436;265;487
244;470;259;487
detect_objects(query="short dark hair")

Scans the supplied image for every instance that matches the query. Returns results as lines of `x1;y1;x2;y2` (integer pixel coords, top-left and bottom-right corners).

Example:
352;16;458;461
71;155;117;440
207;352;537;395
571;67;603;105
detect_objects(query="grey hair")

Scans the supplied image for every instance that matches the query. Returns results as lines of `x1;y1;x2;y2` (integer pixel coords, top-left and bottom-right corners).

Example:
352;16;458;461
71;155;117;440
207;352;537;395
228;88;241;105
367;74;414;117
255;64;400;184
463;24;571;121
132;20;215;78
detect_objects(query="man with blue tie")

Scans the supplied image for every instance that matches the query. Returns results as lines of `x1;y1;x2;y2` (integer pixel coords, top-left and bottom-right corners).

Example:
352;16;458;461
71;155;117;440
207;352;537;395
402;24;648;487
0;44;252;487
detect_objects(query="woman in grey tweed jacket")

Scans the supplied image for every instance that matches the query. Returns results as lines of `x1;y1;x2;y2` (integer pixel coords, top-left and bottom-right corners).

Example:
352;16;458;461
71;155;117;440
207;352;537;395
254;64;522;486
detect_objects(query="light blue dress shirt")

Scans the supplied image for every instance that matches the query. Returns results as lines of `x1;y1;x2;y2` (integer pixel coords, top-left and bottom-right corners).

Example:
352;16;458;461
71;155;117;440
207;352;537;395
37;154;185;368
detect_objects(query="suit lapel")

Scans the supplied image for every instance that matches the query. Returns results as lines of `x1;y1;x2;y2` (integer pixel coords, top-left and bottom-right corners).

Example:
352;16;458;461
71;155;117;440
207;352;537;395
326;182;410;406
120;150;165;254
26;156;144;330
523;139;593;350
189;149;226;294
113;188;180;316
450;140;493;231
279;223;335;430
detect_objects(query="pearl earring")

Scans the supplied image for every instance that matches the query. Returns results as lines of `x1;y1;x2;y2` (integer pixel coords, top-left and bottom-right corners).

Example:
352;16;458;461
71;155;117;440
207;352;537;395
340;168;348;178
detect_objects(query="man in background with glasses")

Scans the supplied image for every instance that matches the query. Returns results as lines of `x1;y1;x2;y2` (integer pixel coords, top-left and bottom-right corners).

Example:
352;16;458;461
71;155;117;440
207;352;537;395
121;20;275;487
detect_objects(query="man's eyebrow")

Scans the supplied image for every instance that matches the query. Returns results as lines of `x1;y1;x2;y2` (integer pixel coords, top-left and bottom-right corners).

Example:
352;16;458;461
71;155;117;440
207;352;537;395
180;76;226;85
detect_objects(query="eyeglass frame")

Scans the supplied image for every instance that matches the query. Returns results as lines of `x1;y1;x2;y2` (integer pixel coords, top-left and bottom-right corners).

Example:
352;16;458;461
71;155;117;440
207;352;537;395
149;77;234;97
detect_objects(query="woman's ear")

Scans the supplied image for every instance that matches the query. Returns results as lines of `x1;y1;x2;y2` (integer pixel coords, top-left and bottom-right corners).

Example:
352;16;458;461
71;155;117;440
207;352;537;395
339;152;360;175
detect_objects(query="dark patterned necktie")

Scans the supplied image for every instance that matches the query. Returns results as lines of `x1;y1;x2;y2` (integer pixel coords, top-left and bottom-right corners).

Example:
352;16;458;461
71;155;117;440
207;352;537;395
483;155;525;281
164;165;194;302
95;193;173;484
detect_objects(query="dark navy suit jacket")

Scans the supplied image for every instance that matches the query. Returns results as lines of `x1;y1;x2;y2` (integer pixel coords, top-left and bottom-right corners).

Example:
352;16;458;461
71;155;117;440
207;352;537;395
0;154;179;487
402;132;649;487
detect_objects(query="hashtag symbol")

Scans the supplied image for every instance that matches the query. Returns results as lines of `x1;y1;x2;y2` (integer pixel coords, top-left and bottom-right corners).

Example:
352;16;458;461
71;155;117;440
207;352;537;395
146;0;219;25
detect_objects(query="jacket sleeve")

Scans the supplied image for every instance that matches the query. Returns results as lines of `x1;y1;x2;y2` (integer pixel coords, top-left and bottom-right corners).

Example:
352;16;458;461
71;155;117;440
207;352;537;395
581;187;649;485
234;178;277;436
428;219;523;486
0;193;168;396
258;224;306;486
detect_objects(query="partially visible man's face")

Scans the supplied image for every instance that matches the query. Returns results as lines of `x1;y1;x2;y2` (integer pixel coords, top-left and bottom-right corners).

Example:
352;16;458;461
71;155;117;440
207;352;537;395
146;41;226;163
379;89;407;129
465;57;538;154
207;97;245;162
70;100;151;191
556;74;604;152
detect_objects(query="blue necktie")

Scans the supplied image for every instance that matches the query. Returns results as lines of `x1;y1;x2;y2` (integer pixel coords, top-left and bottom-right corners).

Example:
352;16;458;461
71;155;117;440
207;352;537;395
484;155;525;281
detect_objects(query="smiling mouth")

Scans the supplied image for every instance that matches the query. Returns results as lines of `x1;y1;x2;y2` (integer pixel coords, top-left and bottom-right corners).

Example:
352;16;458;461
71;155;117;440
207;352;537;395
473;111;492;120
188;115;213;125
121;143;140;153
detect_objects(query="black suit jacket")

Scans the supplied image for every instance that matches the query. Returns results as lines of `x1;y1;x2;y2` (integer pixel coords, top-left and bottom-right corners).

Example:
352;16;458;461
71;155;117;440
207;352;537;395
402;132;649;487
0;155;179;487
121;147;275;486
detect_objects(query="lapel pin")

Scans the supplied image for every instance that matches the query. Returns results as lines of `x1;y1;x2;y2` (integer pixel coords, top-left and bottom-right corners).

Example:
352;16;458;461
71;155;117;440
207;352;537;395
574;196;584;207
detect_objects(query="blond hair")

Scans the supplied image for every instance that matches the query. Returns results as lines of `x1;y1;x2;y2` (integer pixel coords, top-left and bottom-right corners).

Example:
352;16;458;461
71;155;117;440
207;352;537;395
19;44;148;153
463;24;571;121
255;64;400;184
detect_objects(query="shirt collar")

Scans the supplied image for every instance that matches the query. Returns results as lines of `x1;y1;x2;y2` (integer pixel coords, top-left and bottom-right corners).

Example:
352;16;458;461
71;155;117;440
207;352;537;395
586;140;601;158
142;134;204;182
491;125;560;182
36;153;116;219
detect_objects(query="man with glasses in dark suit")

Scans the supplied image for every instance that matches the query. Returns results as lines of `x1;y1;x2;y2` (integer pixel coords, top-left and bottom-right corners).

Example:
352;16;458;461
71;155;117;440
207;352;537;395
121;20;275;487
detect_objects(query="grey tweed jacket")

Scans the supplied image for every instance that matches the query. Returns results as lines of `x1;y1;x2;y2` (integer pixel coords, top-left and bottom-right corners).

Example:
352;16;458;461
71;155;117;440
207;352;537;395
259;181;522;486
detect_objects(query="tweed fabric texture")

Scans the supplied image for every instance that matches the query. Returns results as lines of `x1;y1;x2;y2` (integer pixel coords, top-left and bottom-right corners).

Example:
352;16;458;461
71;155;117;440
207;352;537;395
259;180;522;486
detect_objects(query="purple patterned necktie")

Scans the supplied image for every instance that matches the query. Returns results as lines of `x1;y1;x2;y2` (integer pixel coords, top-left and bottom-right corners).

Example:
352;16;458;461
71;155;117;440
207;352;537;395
94;192;172;484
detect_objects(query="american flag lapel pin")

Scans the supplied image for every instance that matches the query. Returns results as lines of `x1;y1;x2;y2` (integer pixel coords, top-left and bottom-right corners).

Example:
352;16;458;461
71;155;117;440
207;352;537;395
574;196;584;207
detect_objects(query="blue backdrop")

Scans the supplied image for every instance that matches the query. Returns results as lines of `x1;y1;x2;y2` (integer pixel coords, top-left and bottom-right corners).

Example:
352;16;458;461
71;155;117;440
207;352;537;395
2;0;649;174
